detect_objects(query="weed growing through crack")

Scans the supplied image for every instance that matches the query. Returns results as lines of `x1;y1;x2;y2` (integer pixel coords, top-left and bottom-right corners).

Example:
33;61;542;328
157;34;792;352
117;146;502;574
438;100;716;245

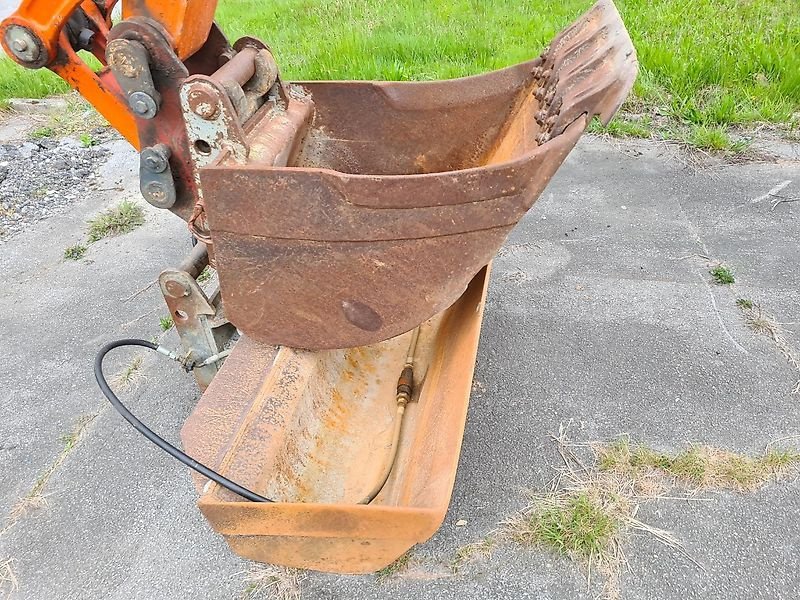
8;414;96;522
597;438;800;491
111;355;144;389
736;298;754;310
86;200;144;242
710;265;735;284
63;244;87;261
455;424;800;598
376;551;413;582
737;301;800;394
499;461;683;599
197;266;214;284
508;491;621;560
241;564;302;600
159;315;174;331
451;536;497;573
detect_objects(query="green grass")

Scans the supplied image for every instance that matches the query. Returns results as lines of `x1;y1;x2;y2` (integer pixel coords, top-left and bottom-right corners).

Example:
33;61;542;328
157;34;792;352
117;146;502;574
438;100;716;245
86;200;145;242
159;315;174;331
710;265;735;285
197;266;214;284
508;492;620;560
30;126;55;139
0;1;796;142
63;244;87;260
598;438;800;491
590;115;653;138
80;132;98;147
683;124;750;154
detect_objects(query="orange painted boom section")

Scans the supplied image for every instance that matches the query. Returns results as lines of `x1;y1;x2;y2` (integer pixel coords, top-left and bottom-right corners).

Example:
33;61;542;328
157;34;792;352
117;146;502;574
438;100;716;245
0;0;219;148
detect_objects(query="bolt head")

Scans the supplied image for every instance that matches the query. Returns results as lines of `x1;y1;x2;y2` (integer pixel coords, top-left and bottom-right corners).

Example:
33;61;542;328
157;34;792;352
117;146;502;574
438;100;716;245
129;91;158;119
6;26;42;65
187;88;220;121
141;148;169;174
194;103;219;120
143;180;166;198
164;280;191;298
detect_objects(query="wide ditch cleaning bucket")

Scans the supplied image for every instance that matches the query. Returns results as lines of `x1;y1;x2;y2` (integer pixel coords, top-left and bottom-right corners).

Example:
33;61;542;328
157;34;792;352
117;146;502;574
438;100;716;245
179;0;637;573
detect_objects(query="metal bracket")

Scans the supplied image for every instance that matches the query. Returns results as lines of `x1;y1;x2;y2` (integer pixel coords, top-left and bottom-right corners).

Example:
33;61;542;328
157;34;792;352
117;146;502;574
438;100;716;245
180;76;249;168
159;244;236;390
107;37;162;119
140;144;177;208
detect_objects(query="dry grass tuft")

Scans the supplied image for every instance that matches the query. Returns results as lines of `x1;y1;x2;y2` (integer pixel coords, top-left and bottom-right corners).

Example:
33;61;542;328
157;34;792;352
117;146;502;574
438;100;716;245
451;535;498;573
0;557;18;597
598;438;800;492
737;302;800;394
241;564;302;600
7;414;96;523
111;355;144;390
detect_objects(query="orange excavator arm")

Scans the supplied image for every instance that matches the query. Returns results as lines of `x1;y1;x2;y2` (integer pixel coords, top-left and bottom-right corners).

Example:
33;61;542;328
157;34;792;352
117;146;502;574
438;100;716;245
0;0;218;148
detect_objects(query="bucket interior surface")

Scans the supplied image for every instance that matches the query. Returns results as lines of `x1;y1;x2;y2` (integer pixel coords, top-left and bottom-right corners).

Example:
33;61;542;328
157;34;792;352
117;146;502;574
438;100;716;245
292;63;540;176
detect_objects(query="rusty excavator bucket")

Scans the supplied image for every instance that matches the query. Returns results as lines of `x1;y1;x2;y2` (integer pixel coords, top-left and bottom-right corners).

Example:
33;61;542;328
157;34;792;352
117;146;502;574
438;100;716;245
1;0;636;573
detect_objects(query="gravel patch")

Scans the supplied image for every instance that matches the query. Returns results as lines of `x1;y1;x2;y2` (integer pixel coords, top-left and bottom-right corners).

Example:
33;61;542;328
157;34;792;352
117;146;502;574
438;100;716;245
0;137;110;240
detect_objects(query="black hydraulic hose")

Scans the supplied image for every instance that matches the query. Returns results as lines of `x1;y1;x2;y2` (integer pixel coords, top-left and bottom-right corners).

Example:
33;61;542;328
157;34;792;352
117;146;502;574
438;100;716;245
94;338;274;503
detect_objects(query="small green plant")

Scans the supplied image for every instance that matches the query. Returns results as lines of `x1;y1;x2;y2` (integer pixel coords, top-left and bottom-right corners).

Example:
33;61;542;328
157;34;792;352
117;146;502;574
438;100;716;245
710;265;735;285
79;132;98;147
197;266;214;284
87;199;145;242
63;244;87;260
736;298;754;309
159;315;174;331
112;355;144;389
30;126;54;139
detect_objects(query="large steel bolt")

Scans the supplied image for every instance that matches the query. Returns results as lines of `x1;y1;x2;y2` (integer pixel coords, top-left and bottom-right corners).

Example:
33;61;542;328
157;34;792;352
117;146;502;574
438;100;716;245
142;180;168;203
141;145;170;174
11;38;28;52
164;279;191;298
5;25;42;66
187;88;220;120
129;91;158;119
